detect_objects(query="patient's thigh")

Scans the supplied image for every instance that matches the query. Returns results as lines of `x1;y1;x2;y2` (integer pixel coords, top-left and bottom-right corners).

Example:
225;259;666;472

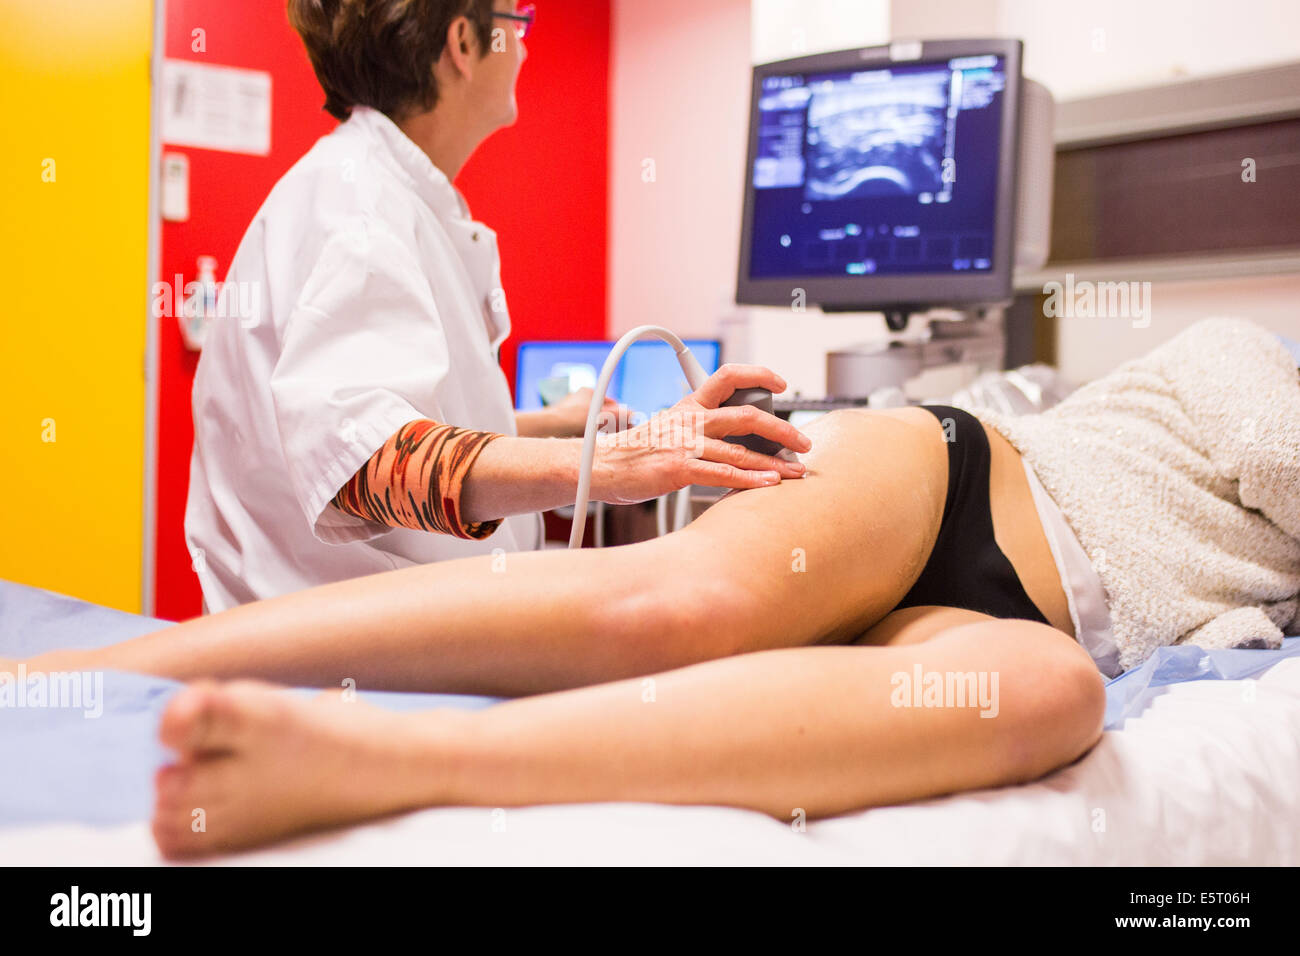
672;407;949;645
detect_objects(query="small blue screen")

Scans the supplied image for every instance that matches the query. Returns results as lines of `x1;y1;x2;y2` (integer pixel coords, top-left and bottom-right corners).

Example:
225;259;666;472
748;55;1006;280
514;340;722;415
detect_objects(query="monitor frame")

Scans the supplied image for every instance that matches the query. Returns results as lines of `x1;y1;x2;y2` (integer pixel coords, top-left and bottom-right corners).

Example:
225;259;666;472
735;37;1024;316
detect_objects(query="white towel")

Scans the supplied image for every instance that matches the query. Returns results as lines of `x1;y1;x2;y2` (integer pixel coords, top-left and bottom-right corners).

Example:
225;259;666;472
971;317;1300;671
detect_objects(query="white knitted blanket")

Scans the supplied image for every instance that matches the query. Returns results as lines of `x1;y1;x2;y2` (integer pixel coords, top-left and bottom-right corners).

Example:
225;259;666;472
971;317;1300;671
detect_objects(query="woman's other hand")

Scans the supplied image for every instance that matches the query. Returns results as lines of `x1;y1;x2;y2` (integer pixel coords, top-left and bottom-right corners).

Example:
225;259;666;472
553;387;630;436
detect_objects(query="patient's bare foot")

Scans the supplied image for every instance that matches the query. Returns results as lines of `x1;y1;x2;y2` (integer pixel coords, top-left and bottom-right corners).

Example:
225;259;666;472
151;681;461;858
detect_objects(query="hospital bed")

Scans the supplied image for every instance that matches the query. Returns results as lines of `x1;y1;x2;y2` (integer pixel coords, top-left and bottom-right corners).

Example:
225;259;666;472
2;577;1298;866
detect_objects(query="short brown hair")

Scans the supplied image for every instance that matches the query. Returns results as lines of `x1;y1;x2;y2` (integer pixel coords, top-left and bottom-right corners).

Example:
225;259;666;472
287;0;496;122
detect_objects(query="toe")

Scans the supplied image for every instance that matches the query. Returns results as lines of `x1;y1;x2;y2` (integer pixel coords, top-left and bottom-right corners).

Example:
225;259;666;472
151;764;205;859
151;757;238;859
159;682;224;755
160;680;288;756
154;763;190;808
152;806;210;860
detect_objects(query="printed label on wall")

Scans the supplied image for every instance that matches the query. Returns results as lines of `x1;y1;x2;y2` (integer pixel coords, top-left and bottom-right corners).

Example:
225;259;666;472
161;59;272;156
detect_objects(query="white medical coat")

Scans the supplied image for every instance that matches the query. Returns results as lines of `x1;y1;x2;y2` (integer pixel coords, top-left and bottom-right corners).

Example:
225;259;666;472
184;106;540;612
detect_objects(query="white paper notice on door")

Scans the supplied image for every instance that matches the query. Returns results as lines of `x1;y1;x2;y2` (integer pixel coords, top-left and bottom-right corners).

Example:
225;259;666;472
161;59;272;156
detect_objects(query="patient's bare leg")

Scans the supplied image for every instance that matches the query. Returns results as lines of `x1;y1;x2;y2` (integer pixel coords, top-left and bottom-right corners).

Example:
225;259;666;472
37;409;948;696
151;612;1105;858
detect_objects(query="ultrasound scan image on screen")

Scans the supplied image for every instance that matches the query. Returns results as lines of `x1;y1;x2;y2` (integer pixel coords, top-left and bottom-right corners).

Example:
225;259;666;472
747;55;1007;281
803;71;949;201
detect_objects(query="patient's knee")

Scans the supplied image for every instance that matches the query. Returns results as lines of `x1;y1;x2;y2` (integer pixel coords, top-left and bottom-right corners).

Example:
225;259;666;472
592;569;755;671
1001;630;1106;782
941;621;1105;785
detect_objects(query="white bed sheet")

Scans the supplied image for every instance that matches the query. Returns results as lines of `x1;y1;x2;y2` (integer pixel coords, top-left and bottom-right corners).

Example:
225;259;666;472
5;658;1298;866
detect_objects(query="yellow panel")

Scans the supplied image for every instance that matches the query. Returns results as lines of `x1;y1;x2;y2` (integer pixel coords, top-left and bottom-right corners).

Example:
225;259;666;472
0;1;154;612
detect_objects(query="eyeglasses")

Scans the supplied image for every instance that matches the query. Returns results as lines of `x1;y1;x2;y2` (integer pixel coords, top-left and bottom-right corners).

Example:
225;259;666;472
493;4;535;40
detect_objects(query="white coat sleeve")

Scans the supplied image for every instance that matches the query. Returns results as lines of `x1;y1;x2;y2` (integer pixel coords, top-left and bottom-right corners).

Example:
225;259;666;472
269;218;452;545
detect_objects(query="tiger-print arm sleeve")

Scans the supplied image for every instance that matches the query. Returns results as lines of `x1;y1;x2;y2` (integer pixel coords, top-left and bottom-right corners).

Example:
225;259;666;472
330;419;505;540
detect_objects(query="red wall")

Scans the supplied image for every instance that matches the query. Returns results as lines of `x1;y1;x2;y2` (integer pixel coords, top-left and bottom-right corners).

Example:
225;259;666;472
153;0;610;620
458;2;611;387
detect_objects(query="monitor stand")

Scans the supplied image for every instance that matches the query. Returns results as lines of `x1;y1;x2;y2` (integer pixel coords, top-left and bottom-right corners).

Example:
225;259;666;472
822;306;1007;402
883;309;913;333
822;303;917;333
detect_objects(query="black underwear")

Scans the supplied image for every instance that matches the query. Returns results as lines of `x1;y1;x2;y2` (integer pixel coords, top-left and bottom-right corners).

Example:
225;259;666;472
893;404;1050;624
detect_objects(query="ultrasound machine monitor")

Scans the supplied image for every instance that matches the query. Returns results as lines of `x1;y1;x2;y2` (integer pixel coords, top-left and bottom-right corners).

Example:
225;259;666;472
736;38;1024;321
514;340;723;416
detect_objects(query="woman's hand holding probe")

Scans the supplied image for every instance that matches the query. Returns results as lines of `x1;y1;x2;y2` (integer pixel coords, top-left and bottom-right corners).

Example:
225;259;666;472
589;364;812;505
